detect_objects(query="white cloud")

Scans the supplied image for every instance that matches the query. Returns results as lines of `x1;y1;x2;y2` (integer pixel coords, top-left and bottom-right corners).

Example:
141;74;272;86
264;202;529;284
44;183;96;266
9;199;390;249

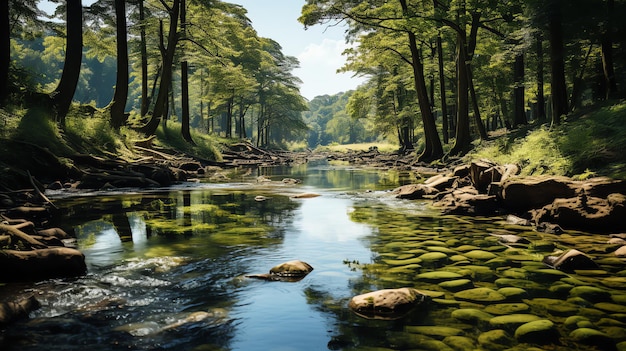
296;39;365;100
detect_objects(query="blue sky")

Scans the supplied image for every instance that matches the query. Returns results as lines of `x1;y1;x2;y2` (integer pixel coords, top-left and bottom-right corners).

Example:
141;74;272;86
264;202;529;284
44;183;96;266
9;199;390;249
228;0;365;100
39;0;365;100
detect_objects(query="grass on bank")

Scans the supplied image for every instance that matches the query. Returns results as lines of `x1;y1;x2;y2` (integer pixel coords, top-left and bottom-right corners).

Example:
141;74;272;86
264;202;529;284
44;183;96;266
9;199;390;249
466;100;626;179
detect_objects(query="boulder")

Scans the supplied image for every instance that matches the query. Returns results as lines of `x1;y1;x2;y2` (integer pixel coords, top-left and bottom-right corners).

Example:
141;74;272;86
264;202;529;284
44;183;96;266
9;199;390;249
543;249;599;273
532;193;626;232
499;176;577;211
0;247;87;281
393;184;439;199
348;287;429;320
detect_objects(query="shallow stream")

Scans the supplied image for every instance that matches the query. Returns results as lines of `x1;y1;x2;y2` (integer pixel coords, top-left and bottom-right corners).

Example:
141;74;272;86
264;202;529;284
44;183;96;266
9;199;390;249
1;162;625;350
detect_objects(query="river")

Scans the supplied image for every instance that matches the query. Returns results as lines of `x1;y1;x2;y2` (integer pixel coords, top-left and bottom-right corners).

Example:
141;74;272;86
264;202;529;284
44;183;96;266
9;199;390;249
1;161;625;350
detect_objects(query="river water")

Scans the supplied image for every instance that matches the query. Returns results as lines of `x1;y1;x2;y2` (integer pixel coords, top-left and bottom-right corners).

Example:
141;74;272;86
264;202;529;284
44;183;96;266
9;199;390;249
1;162;625;350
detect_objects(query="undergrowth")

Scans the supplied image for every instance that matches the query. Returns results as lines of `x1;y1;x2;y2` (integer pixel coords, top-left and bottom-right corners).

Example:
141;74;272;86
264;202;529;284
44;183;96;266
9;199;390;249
466;100;626;179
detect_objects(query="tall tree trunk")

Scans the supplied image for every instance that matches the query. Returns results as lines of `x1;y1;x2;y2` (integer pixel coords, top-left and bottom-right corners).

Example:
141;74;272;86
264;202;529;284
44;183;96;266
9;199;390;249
52;0;83;126
179;0;194;144
139;0;149;117
449;31;471;156
536;33;546;122
399;0;442;162
548;0;567;126
0;0;9;103
436;35;449;144
140;0;180;136
513;53;526;127
601;0;617;99
467;65;487;139
110;0;129;130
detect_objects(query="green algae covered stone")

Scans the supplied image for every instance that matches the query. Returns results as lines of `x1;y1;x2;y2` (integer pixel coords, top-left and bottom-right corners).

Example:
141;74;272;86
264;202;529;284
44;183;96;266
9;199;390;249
405;325;464;339
478;329;515;349
464;250;498;261
569;286;612;302
454;287;506;304
439;279;474;292
417;271;463;283
484;303;530;315
451;308;494;324
489;314;542;330
570;328;617;350
514;319;559;344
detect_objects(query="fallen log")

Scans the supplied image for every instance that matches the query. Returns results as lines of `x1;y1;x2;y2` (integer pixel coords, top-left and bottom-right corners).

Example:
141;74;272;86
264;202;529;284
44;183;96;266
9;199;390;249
0;247;86;281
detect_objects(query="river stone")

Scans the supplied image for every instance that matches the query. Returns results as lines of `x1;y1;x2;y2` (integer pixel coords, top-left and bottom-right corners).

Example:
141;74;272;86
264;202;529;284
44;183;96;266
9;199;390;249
489;314;542;331
525;298;580;316
269;260;313;276
569;286;612;302
494;278;546;296
451;308;494;324
418;252;449;264
454;287;506;304
348;288;429;320
464;250;497;261
595;302;626;314
456;245;481;252
602;326;626;342
514;319;559;344
501;268;528;279
477;329;514;350
438;279;474;292
484;303;530;315
564;315;595;330
417;271;463;283
455;265;496;281
497;287;529;301
405;325;464;339
601;277;626;290
247;260;314;281
526;267;569;282
570;328;617;350
616;245;626;257
443;336;476;350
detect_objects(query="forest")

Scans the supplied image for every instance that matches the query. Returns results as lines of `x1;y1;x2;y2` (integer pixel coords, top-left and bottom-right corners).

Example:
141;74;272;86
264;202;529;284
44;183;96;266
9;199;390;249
1;0;626;178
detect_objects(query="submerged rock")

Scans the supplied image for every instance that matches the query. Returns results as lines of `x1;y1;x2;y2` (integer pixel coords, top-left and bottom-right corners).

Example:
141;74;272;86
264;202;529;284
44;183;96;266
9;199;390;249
348;287;430;320
246;260;313;282
514;319;559;344
543;249;599;272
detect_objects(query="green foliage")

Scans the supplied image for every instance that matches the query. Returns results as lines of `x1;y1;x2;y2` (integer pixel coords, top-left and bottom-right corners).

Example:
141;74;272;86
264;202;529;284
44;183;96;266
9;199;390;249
11;107;73;155
155;121;221;161
467;101;626;178
558;102;626;178
468;125;571;176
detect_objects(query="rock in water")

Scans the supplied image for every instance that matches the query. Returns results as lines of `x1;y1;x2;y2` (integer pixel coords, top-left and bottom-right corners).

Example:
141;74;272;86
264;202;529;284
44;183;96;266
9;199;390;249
349;287;429;320
246;260;313;282
543;249;599;272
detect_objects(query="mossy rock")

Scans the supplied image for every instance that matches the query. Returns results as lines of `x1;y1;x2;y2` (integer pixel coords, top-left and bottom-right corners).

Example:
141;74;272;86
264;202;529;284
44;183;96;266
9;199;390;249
602;277;626;290
564;315;595;331
529;240;556;252
602;326;626;342
549;283;574;298
443;335;476;350
569;328;617;351
464;250;498;261
501;268;528;279
525;297;580;316
497;287;529;301
484;303;530;315
569;286;612;302
405;325;464;339
383;257;423;266
425;246;458;254
451;308;494;324
417;271;464;283
494;278;546;296
454;287;506;304
418;252;449;263
595;302;626;314
438;279;474;292
477;329;514;350
456;244;480;252
489;314;542;330
514;319;559;344
454;265;496;281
